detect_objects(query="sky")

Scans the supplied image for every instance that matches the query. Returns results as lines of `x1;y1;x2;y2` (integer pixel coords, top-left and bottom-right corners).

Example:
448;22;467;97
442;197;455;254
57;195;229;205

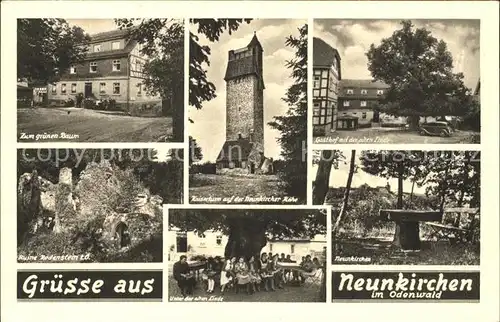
314;19;480;91
189;19;306;163
67;19;118;34
311;150;428;195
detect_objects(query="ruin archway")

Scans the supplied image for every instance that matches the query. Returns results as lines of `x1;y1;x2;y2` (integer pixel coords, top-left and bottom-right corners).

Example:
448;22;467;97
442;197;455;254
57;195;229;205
115;222;131;248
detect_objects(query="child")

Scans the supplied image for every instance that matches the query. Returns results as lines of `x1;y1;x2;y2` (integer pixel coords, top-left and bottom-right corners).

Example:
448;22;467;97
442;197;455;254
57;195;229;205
248;256;261;293
203;257;217;293
220;257;236;293
234;257;251;294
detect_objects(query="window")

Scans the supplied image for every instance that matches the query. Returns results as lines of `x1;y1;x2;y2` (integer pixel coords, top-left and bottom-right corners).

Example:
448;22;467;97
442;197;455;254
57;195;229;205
136;60;143;72
112;60;121;71
51;85;56;94
361;89;368;95
313;101;332;126
113;82;120;95
70;66;76;74
362;112;367;119
290;244;295;254
99;82;106;94
111;41;120;50
216;235;222;246
343;100;350;107
137;83;142;95
71;83;77;94
347;89;354;95
360;101;367;107
61;84;67;94
313;76;320;89
93;44;101;52
377;89;384;95
89;62;97;73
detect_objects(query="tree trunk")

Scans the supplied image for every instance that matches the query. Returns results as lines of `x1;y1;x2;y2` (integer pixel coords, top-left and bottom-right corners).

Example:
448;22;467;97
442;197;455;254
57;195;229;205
172;91;184;143
223;217;268;260
392;164;406;248
313;150;335;205
408;115;420;130
333;150;356;235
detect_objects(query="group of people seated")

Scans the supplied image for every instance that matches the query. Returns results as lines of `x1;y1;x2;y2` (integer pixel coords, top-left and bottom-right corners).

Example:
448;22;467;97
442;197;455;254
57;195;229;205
173;252;322;297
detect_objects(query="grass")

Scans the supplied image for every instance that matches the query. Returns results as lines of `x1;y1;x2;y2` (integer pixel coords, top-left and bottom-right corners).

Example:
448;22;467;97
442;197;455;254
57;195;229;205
189;173;299;204
315;127;480;144
167;271;324;302
17;107;172;142
333;233;480;265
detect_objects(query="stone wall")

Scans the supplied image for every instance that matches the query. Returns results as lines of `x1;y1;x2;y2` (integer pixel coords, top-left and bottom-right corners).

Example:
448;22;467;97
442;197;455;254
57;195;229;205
226;75;262;143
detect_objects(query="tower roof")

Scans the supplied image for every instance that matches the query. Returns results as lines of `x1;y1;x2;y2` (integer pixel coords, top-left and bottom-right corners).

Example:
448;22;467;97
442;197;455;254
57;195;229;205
313;37;341;78
247;32;263;51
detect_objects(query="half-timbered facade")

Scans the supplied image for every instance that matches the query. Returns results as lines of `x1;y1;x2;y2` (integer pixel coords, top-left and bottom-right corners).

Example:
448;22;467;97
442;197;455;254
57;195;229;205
312;37;342;135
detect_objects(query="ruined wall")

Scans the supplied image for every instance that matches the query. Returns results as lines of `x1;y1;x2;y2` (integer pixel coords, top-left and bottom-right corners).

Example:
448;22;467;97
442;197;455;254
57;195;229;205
54;167;75;233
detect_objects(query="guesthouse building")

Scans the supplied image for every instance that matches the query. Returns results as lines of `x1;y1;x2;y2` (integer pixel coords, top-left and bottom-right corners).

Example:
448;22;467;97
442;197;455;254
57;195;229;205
47;28;161;111
312;37;342;135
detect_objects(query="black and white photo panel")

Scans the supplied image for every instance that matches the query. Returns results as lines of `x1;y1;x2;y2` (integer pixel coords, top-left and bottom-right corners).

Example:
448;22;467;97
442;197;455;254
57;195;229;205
17;18;184;142
312;19;480;144
188;19;308;205
166;207;328;302
17;148;184;263
312;150;480;266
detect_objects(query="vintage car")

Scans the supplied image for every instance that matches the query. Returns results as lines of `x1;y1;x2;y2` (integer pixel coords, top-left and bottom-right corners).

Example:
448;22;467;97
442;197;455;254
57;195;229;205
418;121;453;137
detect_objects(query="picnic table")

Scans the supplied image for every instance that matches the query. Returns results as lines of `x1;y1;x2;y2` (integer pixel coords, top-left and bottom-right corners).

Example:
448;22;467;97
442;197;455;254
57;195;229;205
380;209;443;250
187;260;206;281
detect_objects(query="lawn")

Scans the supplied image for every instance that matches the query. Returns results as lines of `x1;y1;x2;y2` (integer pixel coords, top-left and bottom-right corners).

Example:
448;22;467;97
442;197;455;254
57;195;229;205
189;173;301;204
167;270;324;302
314;127;480;144
333;235;480;265
17;107;173;142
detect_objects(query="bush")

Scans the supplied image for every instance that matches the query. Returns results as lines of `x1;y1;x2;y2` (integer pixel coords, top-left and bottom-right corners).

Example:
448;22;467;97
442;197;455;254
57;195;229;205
128;102;163;117
83;98;96;109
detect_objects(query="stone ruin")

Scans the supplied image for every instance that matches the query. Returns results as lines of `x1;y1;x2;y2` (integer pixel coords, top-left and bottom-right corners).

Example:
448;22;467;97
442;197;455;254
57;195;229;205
18;162;163;252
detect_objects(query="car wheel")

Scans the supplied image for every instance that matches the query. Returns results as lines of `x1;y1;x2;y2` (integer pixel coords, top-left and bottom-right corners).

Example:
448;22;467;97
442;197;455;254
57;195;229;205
440;130;449;137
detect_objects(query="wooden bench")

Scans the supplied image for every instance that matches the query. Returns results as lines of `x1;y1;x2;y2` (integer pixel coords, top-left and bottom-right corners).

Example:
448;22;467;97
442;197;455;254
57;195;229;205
424;208;480;244
380;209;443;250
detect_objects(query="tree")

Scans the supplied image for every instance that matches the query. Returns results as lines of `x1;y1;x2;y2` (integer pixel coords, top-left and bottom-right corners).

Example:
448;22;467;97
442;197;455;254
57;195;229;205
269;24;308;202
17;19;90;84
332;150;356;235
312;150;344;205
115;19;184;142
115;19;252;141
189;19;252;110
169;209;326;260
359;150;424;248
189;136;203;166
366;20;475;130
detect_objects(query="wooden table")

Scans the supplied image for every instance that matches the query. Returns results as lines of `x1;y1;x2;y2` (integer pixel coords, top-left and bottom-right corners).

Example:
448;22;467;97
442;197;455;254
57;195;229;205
380;209;443;250
187;260;206;281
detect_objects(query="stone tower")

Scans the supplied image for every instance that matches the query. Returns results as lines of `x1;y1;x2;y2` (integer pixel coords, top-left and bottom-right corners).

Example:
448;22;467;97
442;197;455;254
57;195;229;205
223;32;265;145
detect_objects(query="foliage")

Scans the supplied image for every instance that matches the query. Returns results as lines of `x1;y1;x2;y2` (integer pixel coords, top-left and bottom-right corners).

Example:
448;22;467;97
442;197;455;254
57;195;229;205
189;136;203;166
169;208;326;240
17;19;90;84
189;19;252;110
366;20;476;127
268;24;308;203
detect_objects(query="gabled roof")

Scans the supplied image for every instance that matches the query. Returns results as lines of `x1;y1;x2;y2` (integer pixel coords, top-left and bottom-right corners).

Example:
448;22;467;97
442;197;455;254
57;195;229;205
89;28;135;43
85;28;137;61
313;37;341;76
339;79;389;89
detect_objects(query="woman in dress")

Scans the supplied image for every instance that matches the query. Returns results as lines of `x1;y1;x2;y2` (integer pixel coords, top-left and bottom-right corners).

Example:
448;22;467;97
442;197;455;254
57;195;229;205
248;256;261;293
220;257;236;293
270;254;284;289
234;257;252;294
259;253;275;291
